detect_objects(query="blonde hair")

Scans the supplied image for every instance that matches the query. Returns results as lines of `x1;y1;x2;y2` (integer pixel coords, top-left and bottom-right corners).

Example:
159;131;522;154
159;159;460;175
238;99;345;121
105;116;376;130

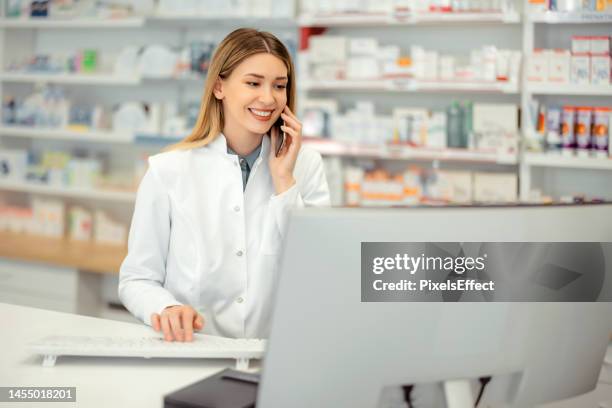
168;28;296;151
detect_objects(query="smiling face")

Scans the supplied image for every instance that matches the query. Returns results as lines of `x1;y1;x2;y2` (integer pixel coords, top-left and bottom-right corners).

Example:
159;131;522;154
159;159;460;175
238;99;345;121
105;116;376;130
214;53;288;140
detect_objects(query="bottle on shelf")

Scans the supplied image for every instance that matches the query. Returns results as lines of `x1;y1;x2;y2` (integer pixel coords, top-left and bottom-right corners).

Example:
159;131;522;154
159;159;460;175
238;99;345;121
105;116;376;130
446;101;464;148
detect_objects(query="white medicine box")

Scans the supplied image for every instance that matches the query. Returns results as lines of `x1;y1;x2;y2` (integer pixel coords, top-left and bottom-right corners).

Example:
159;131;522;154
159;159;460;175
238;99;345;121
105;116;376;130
570;54;590;85
347;57;380;79
591;55;611;85
571;36;591;54
348;38;379;56
445;171;472;204
473;173;518;203
0;149;28;181
590;36;610;55
309;36;347;64
527;50;548;82
548;50;570;83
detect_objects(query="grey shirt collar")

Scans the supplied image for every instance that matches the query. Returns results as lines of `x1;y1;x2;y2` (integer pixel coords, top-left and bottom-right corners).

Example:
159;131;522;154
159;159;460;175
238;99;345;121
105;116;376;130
227;143;262;170
227;141;263;191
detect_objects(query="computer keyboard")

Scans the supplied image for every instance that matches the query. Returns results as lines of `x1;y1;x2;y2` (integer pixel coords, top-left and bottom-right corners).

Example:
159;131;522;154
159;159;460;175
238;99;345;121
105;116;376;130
28;334;266;370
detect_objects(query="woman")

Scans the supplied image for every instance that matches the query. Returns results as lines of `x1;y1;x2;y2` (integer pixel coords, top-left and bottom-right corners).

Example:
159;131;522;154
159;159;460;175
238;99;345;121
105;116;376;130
118;28;330;342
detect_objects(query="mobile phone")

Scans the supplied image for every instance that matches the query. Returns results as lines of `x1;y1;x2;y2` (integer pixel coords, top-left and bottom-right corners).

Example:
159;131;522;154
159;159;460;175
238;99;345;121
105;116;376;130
274;118;286;157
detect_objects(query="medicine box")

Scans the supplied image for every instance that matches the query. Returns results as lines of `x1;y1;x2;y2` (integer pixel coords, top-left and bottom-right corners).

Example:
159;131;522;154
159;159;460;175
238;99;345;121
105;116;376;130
309;36;347;64
473;173;517;203
590;54;611;85
528;0;548;11
349;38;379;56
548;49;570;83
32;198;65;238
377;45;400;61
393;108;429;146
312;63;345;80
570;54;590;85
0;149;28;181
527;50;548;82
439;56;455;80
347;57;380;79
95;210;127;246
427;112;447;149
590;36;610;55
445;171;472;204
424;52;438;80
473;103;518;133
571;36;591;54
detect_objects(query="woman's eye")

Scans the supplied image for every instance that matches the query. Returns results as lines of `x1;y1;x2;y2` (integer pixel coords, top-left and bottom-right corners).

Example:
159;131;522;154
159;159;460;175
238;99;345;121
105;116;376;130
246;82;259;87
275;84;287;90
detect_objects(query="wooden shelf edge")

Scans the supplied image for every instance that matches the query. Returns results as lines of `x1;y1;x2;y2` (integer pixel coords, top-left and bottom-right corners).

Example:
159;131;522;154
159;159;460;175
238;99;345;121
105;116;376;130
0;231;125;274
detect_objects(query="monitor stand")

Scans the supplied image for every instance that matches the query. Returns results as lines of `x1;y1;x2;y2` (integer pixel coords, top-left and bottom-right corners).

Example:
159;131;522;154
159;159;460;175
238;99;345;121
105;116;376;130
444;379;474;408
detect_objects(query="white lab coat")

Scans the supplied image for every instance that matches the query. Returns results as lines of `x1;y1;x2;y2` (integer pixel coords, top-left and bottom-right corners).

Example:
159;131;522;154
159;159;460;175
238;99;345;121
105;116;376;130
118;133;330;338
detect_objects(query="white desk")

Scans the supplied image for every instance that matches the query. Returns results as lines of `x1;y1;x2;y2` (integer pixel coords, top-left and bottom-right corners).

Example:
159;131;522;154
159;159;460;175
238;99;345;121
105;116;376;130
1;302;612;408
0;302;235;408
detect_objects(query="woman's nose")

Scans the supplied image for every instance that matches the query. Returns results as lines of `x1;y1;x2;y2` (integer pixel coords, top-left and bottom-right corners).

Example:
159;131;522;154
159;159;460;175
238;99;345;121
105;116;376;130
258;86;275;104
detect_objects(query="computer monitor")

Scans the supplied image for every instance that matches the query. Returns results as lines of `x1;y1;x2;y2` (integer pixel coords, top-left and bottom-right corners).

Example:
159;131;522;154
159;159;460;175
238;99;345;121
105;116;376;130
257;204;612;408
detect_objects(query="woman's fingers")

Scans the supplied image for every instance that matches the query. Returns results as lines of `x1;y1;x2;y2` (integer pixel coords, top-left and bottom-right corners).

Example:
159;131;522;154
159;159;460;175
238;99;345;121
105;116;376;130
194;313;204;330
181;309;194;342
151;313;161;331
282;106;301;130
280;109;302;154
169;313;183;342
279;127;295;155
160;313;173;341
280;112;301;131
280;126;300;157
280;125;298;138
155;306;205;342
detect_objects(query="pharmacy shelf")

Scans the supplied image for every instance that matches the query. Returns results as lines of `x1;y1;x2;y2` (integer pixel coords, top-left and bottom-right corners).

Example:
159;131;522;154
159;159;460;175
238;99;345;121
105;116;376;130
0;126;133;144
303;79;519;93
528;11;612;24
525;83;612;96
303;137;518;164
0;230;125;274
0;15;297;29
0;179;136;203
0;72;207;85
524;152;612;170
0;72;141;85
146;15;297;27
0;17;145;28
298;11;520;26
134;133;182;145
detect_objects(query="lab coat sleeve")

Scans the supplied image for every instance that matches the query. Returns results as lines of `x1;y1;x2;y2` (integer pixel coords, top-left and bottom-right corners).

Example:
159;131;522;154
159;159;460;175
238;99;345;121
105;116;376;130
118;164;182;326
268;149;331;238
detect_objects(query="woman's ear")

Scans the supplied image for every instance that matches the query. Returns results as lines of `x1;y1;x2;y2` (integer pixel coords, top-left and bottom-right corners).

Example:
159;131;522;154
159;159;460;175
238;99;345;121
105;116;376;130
213;78;224;100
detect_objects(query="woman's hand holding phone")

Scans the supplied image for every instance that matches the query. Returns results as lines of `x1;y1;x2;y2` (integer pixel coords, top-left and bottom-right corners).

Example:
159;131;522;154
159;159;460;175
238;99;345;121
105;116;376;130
269;105;302;195
151;305;204;342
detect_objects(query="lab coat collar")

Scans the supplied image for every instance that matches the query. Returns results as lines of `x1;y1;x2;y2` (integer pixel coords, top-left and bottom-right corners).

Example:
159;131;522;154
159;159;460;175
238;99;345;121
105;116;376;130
208;132;270;164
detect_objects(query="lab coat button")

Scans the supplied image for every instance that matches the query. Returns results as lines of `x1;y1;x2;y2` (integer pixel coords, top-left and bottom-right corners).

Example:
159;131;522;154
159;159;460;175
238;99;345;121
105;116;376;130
236;250;243;257
236;297;244;304
234;206;240;212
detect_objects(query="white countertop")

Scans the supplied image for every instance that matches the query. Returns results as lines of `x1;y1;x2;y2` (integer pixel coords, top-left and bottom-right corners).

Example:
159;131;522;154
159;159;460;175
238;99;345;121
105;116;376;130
0;302;237;408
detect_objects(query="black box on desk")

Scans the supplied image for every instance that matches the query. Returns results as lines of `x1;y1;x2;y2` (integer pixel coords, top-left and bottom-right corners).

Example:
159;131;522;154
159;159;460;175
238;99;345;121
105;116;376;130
164;368;258;408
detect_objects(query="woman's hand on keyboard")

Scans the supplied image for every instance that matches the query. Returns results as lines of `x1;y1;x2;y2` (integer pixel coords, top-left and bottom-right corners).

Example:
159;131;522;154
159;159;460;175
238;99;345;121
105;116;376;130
151;305;204;342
